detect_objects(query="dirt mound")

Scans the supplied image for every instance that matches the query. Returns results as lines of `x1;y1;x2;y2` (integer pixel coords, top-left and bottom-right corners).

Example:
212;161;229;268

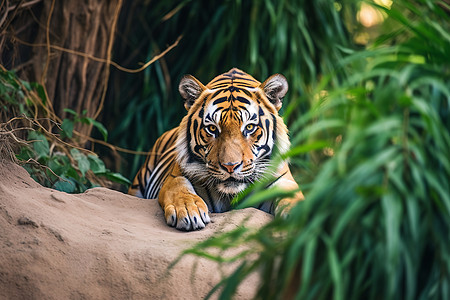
0;161;271;299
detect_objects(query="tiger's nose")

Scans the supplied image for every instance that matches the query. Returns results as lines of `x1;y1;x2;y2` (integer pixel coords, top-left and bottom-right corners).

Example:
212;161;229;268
220;161;242;173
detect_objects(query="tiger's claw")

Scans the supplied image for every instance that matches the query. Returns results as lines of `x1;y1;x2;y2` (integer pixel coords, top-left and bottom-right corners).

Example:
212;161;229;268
163;194;210;231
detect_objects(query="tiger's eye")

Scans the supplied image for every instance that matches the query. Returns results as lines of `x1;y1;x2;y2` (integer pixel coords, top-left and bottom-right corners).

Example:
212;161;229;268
205;124;218;136
243;124;258;136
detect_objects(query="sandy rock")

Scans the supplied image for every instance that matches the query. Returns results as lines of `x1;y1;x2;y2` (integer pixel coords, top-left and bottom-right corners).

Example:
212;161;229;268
0;161;271;299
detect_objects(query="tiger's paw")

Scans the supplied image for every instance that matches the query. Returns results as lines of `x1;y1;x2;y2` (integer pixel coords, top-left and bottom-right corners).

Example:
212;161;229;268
275;199;293;218
275;196;303;218
163;193;211;231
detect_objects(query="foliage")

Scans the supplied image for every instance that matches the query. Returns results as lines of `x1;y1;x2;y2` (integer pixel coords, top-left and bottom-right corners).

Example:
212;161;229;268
62;108;108;141
0;69;130;193
181;1;450;299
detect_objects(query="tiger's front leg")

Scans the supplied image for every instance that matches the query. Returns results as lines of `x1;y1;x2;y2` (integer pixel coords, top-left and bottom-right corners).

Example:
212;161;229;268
158;167;210;231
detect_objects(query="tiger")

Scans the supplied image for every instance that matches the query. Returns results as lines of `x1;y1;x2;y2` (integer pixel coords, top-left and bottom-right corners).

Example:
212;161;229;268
128;68;304;231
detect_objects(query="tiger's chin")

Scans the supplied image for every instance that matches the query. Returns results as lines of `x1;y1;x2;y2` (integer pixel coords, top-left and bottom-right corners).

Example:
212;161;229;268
216;180;247;195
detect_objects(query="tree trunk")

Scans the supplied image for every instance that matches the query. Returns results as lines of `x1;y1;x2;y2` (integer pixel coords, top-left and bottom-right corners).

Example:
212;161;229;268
1;0;121;142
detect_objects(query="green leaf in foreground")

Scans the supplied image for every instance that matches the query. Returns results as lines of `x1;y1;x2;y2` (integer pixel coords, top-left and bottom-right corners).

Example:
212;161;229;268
180;2;450;299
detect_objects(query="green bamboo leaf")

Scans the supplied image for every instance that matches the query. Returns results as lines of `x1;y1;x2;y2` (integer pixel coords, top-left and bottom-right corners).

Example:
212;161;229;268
323;235;343;300
283;141;329;158
299;237;317;295
235;187;292;210
218;262;247;300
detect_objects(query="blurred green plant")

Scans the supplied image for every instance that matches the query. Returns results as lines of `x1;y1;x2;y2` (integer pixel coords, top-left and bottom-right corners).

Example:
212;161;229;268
17;131;129;193
178;0;450;299
0;69;38;118
0;68;130;193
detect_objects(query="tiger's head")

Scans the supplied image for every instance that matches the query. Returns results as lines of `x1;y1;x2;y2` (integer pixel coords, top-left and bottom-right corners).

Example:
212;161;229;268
176;68;290;195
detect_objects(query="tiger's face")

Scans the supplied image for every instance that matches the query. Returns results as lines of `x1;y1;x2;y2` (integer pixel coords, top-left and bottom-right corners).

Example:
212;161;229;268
176;68;290;195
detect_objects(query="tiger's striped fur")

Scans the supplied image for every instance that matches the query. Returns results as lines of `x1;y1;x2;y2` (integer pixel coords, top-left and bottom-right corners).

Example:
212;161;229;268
129;68;304;231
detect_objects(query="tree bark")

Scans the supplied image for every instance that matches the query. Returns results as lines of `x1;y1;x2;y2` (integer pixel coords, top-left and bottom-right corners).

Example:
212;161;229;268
1;0;121;142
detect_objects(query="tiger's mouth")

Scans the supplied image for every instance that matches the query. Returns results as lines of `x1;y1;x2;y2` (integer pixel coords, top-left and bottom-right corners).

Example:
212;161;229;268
223;177;245;184
205;163;259;195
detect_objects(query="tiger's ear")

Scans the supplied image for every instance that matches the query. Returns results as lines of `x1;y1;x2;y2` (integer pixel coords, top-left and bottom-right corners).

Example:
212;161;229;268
179;75;206;110
260;74;288;111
